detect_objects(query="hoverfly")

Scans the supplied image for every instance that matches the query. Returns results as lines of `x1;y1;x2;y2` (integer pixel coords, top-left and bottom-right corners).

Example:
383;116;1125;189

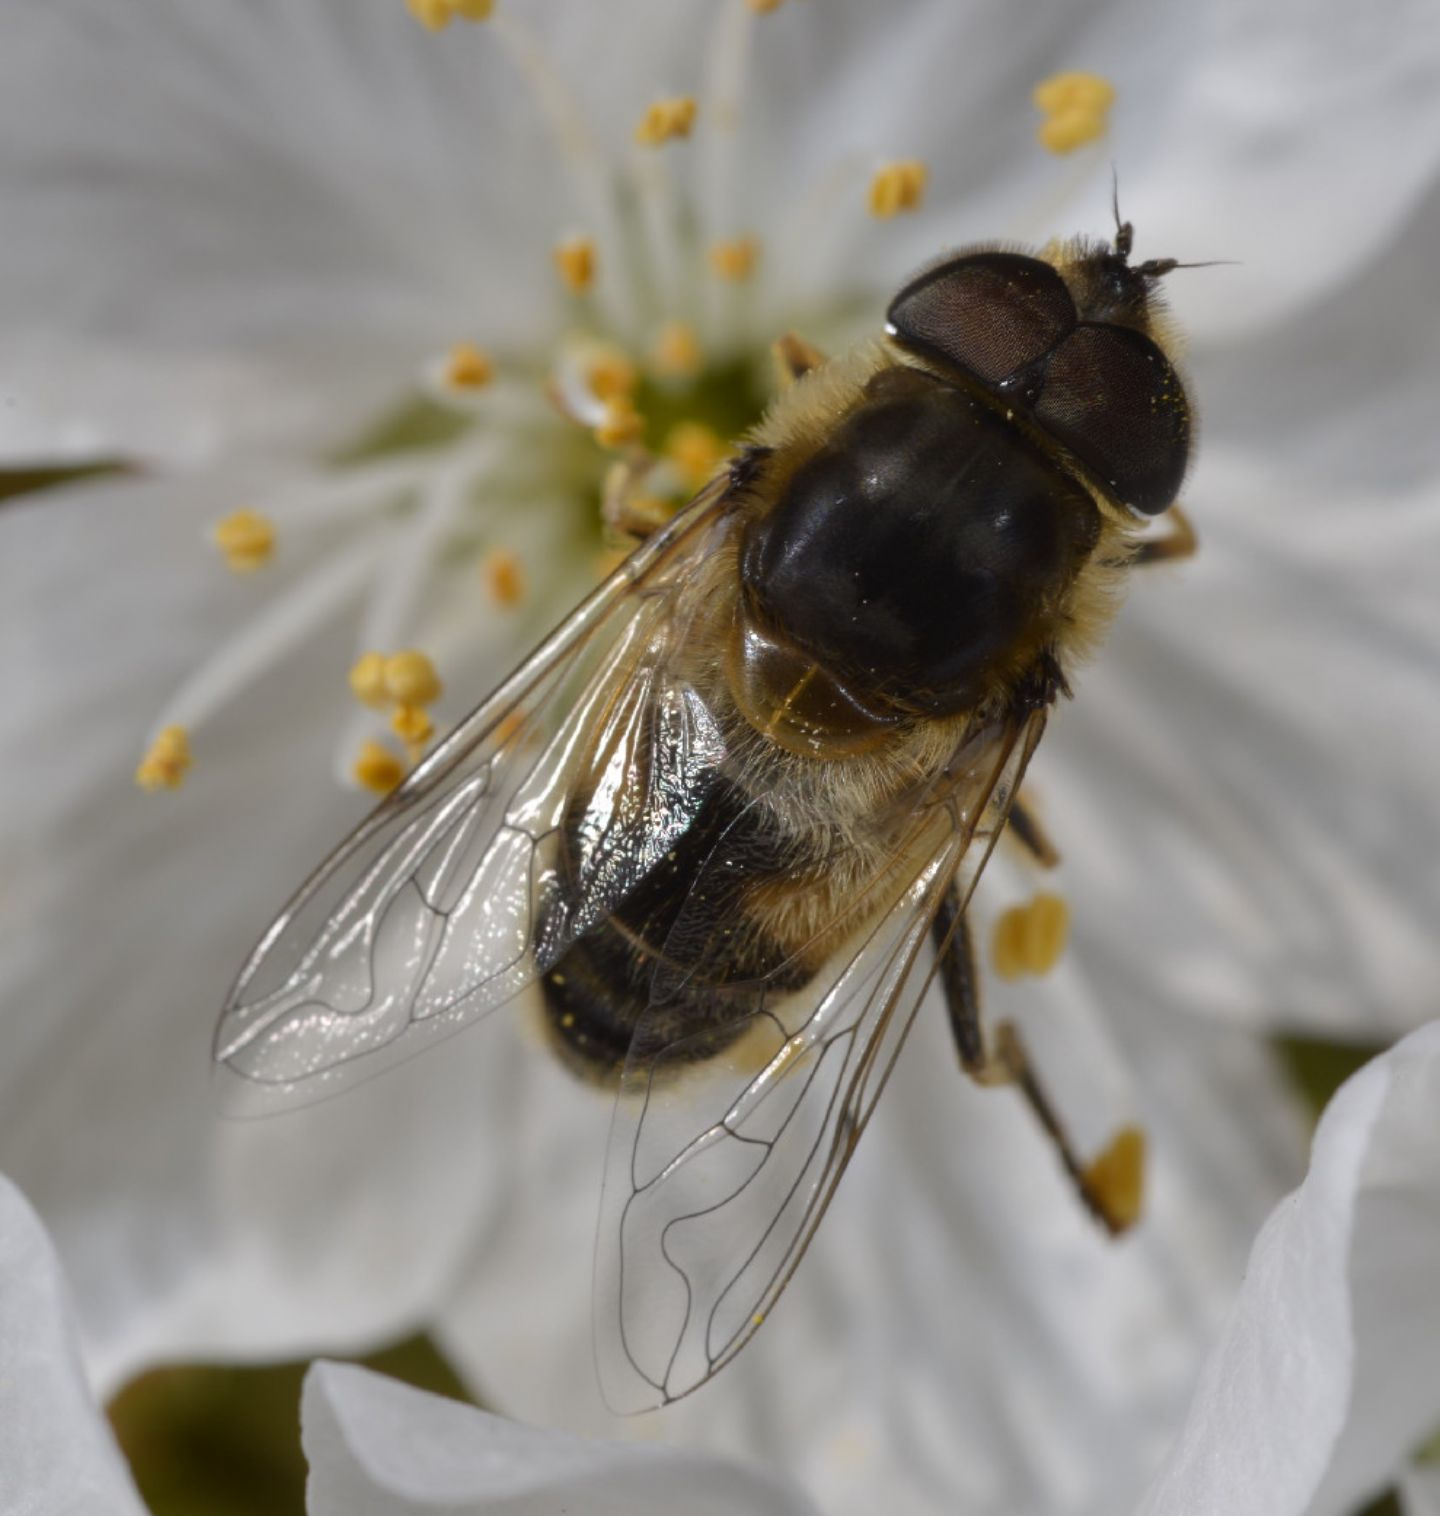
217;215;1196;1412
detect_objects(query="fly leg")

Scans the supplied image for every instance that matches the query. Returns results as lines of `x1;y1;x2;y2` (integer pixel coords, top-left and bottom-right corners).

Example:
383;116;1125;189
1007;793;1060;869
932;887;1143;1236
1132;502;1198;565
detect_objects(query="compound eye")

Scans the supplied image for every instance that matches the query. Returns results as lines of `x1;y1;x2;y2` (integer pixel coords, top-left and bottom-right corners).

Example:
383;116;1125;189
1034;323;1191;516
886;252;1077;385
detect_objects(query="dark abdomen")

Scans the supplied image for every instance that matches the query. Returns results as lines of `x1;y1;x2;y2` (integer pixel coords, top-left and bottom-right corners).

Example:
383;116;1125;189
539;771;813;1082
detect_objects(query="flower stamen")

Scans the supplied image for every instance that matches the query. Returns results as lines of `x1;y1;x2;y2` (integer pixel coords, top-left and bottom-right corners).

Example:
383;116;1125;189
594;397;646;449
665;421;729;490
135;726;192;793
353;739;407;795
405;0;493;30
867;160;928;219
634;96;698;147
553;235;597;295
991;892;1070;980
212;509;276;573
1032;71;1115;155
650;321;702;378
444;342;495;390
709;236;759;282
486;12;637;332
482;547;526;607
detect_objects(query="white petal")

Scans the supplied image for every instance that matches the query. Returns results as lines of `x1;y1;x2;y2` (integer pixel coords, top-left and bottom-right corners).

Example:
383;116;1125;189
0;470;552;1393
1045;439;1440;1041
436;981;1308;1516
1138;1019;1440;1516
301;1360;820;1516
0;1173;146;1515
0;0;572;461
1401;1464;1440;1516
748;0;1440;344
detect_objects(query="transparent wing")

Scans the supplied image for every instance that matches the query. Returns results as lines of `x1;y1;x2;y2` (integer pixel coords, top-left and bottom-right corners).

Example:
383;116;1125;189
215;475;738;1109
594;704;1047;1410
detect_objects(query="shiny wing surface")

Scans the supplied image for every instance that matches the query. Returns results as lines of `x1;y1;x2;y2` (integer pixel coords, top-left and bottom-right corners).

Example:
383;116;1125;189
595;705;1047;1409
215;477;737;1107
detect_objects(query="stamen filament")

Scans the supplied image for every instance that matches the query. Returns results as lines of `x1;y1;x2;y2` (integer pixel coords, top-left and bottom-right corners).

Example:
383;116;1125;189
259;454;436;534
150;532;389;738
696;0;761;347
488;12;639;336
764;148;870;332
630;148;690;324
352;456;486;666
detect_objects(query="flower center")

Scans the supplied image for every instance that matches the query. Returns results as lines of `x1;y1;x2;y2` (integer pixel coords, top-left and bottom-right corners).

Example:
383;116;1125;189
136;6;1116;805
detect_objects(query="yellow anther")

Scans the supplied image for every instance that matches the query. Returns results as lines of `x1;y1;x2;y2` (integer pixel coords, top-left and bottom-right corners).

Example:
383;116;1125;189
650;321;702;378
635;96;698;147
867;160;928;219
390;703;435;746
482;546;525;607
1032;71;1115;155
553;236;597;295
406;0;451;27
444;342;494;390
212;509;275;573
709;237;759;282
747;0;785;11
587;354;638;404
135;725;192;793
382;649;443;707
353;739;407;796
405;0;492;28
348;651;391;710
665;421;728;490
594;397;645;450
991;891;1069;980
1082;1125;1146;1233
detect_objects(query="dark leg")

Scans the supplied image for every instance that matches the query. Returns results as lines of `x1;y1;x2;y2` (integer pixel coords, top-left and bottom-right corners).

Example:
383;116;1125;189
1007;794;1060;868
932;886;1142;1236
1133;503;1197;566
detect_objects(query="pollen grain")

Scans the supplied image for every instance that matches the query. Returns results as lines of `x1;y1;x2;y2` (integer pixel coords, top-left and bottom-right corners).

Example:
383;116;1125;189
405;0;493;29
709;237;759;282
635;96;698;147
868;160;928;219
444;342;495;390
482;546;526;607
390;703;435;747
665;421;728;490
651;321;702;378
991;891;1069;980
1032;71;1115;154
594;397;645;450
553;236;597;294
353;739;407;796
382;649;444;708
135;725;193;793
348;651;391;710
212;509;276;573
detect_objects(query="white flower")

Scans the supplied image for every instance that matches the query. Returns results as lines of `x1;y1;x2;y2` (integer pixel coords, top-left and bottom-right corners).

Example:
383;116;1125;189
304;1359;822;1515
0;1166;816;1515
3;1;1440;1513
1140;1019;1440;1516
